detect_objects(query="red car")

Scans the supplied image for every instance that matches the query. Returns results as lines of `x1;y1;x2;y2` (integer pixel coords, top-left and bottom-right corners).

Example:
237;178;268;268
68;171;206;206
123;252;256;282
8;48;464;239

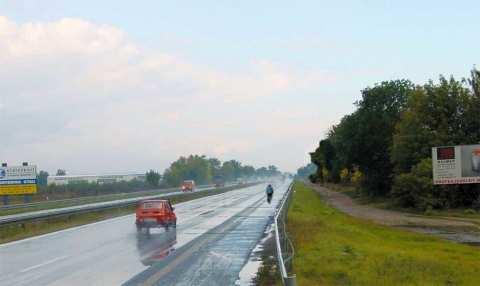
136;199;177;231
181;180;195;192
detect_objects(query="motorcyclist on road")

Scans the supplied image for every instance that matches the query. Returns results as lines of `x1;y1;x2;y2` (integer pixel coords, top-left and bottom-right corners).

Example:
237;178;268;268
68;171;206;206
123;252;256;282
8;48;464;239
266;184;274;203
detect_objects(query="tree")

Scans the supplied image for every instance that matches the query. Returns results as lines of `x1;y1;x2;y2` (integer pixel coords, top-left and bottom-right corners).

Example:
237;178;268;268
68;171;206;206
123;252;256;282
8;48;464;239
220;160;242;181
295;163;317;179
353;80;414;195
256;167;269;178
392;73;480;173
391;158;434;210
310;138;340;183
267;165;279;176
163;155;212;186
310;80;414;193
208;158;222;178
390;71;480;209
145;170;161;187
56;169;67;176
242;165;256;178
37;170;49;186
161;154;281;187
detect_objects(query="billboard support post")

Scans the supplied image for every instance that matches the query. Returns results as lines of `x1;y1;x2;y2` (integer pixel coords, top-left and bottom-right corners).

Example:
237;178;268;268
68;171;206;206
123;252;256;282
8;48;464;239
2;195;9;206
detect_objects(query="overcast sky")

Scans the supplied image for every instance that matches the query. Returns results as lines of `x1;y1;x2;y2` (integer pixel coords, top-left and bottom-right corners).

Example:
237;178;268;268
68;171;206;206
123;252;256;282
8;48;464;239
0;1;478;174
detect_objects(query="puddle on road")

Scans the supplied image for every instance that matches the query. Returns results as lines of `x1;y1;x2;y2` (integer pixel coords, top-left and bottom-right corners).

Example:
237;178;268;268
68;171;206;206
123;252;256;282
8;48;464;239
135;228;178;266
235;221;275;286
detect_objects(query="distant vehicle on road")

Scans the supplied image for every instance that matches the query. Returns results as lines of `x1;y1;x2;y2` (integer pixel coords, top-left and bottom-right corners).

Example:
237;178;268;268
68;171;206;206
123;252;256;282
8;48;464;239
181;180;195;192
213;176;225;188
136;199;176;231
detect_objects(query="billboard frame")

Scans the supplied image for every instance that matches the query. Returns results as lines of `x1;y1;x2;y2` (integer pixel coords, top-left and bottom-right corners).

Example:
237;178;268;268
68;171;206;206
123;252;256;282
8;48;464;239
432;144;480;185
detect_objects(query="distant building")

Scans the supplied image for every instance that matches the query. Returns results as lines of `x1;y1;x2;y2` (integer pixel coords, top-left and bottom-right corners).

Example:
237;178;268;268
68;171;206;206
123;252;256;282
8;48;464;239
47;173;146;185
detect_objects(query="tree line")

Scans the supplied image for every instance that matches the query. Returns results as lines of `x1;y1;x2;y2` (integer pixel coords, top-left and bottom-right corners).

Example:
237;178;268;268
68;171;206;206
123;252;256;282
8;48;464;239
309;68;480;210
161;155;280;187
35;155;281;199
295;163;317;179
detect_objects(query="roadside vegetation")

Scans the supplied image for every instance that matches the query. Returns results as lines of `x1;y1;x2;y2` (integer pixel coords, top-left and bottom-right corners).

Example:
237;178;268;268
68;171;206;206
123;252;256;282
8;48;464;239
7;179;156;205
305;68;480;212
0;184;255;244
288;182;480;285
162;155;281;186
22;155;280;205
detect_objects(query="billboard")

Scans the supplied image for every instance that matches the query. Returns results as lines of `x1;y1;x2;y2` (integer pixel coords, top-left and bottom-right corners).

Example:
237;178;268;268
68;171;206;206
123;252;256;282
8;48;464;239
432;145;480;185
0;165;37;195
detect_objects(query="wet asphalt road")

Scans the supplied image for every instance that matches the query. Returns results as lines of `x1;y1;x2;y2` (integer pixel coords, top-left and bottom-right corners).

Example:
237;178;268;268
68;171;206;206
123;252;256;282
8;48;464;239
0;185;216;224
0;181;289;286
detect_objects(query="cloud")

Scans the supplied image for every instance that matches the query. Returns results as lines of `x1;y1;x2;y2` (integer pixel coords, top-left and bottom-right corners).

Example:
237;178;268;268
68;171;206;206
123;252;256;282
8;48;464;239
0;16;334;172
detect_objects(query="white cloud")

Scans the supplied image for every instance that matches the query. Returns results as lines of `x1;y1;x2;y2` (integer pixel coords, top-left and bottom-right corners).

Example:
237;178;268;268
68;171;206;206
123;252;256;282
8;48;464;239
0;16;334;173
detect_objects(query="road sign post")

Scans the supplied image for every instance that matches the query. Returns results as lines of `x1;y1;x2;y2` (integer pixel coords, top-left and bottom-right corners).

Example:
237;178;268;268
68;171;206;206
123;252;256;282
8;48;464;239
2;195;8;206
24;194;31;203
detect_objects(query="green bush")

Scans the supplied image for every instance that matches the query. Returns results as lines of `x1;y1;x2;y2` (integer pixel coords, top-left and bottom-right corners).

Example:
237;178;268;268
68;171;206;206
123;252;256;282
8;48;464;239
391;159;435;210
392;158;480;210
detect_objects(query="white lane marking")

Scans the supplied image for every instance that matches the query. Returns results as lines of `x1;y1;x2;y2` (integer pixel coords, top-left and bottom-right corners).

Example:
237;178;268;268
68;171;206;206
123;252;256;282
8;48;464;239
19;255;69;273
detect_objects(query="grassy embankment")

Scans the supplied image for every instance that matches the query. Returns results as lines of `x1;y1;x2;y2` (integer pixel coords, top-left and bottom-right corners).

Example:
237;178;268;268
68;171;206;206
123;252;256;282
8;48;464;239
0;184;253;244
288;182;480;285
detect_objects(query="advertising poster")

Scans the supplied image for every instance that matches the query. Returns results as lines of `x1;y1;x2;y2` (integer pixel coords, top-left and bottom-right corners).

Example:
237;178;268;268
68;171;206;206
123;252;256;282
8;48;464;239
432;145;480;185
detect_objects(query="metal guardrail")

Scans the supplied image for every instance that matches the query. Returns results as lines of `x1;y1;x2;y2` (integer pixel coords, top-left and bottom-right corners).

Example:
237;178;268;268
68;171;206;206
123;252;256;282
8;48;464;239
0;185;217;210
0;183;252;226
274;183;296;286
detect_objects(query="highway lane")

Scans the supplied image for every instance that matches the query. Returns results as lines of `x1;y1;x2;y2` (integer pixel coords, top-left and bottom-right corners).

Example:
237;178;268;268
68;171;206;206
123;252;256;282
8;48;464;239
0;185;216;211
0;185;225;224
125;182;289;286
0;182;288;286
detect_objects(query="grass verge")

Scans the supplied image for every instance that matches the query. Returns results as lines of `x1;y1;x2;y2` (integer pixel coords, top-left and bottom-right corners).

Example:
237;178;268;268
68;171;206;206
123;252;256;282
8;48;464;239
288;181;480;286
0;184;254;244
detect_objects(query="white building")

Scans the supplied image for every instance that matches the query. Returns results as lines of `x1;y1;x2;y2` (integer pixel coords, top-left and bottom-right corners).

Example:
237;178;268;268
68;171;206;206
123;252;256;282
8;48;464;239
47;173;146;185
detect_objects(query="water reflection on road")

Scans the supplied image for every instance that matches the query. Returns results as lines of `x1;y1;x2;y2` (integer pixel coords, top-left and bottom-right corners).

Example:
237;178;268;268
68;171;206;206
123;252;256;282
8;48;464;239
136;228;177;266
